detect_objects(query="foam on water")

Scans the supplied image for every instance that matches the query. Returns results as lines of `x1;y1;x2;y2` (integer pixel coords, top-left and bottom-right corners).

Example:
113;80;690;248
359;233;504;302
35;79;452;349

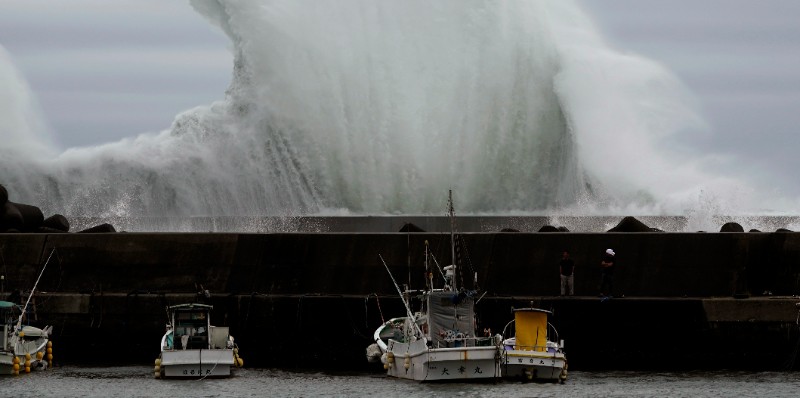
0;1;796;230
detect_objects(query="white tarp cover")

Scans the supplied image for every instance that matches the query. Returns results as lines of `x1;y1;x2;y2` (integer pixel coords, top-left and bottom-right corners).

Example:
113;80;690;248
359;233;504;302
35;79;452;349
427;291;475;347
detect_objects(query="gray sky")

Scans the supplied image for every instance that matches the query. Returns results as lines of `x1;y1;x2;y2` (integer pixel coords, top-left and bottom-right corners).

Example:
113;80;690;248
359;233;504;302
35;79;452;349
2;0;800;199
580;0;800;198
0;1;231;148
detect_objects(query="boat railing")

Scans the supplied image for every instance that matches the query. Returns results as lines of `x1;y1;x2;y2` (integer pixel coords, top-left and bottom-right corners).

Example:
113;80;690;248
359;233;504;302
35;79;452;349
504;343;561;353
433;335;497;348
160;329;173;351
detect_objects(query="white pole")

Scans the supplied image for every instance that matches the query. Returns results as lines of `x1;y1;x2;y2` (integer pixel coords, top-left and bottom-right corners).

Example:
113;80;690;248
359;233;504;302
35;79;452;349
15;249;55;333
448;190;457;291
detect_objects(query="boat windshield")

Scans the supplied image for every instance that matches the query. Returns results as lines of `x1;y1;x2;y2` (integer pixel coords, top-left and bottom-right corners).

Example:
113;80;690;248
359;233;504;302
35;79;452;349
172;309;210;349
0;302;18;326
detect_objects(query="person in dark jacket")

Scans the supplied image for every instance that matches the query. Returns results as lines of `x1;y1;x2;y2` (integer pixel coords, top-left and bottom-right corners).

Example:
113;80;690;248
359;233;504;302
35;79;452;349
559;250;575;296
599;248;615;297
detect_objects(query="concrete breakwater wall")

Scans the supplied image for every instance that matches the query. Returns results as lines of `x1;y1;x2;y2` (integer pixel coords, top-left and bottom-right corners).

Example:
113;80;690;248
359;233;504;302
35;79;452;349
2;231;800;370
3;232;800;296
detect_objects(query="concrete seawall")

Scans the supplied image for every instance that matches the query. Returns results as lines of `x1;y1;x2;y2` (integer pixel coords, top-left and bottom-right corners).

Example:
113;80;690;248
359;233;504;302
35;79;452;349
2;231;800;370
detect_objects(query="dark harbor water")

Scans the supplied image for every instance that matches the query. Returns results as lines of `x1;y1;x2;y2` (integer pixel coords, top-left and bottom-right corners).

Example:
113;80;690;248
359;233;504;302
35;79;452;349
2;367;800;397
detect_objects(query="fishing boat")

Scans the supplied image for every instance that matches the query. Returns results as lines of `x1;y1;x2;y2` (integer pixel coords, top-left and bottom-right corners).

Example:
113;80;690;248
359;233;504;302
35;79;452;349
369;191;502;381
501;308;568;383
0;249;56;375
0;300;52;375
154;303;243;379
1;249;56;376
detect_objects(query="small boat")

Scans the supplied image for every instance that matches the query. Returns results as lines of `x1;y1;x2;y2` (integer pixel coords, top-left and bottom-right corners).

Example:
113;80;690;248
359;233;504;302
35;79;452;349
1;249;56;376
154;303;243;379
501;308;568;382
369;191;502;381
373;290;501;381
0;300;53;375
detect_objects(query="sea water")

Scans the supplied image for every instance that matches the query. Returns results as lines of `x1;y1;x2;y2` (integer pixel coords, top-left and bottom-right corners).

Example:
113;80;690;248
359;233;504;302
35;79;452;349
2;367;800;397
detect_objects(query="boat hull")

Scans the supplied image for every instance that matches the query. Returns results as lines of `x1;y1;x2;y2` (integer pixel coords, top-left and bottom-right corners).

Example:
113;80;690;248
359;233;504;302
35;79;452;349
0;352;48;375
160;349;234;378
0;326;51;376
386;339;500;382
502;349;566;382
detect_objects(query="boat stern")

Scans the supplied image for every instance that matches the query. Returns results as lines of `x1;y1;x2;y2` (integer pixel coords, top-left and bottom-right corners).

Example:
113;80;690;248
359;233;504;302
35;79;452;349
159;349;235;378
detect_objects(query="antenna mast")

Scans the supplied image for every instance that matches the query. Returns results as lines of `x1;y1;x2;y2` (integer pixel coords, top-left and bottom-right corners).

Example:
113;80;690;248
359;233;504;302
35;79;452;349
448;190;457;291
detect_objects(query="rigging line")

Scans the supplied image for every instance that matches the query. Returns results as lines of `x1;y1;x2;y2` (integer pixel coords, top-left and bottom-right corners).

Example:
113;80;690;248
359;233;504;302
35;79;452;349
344;296;369;339
16;248;55;332
428;253;447;282
364;295;369;330
457;234;476;277
407;229;411;291
0;245;6;293
375;294;385;324
378;254;423;336
195;347;222;381
475;291;488;305
29;248;63;308
365;293;386;328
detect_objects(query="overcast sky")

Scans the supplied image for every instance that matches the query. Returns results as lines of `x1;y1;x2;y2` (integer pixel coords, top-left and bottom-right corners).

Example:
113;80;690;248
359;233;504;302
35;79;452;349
580;0;800;198
0;1;231;148
2;0;800;199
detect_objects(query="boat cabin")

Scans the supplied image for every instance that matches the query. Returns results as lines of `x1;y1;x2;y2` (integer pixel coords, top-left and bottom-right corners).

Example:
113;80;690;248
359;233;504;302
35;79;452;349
168;303;213;350
510;308;556;352
427;290;480;348
1;301;15;350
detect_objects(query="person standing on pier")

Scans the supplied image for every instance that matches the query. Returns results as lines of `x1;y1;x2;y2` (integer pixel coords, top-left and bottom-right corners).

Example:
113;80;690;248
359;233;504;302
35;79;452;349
599;248;615;297
559;250;575;296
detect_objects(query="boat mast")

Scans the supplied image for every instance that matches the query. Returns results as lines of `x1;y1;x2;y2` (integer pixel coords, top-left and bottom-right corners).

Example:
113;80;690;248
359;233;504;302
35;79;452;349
15;249;55;333
448;190;457;291
424;240;430;290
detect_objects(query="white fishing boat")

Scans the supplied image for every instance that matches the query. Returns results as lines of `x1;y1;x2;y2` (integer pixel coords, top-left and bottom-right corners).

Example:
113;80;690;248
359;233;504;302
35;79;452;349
154;303;243;379
501;308;568;383
368;191;502;382
1;249;56;376
1;300;52;375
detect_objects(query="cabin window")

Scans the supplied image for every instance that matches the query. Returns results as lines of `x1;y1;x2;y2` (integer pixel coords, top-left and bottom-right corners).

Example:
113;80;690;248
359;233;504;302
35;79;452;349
173;310;209;349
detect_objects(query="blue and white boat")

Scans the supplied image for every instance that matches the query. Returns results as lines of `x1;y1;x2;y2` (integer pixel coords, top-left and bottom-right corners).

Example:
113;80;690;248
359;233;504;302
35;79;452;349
1;300;52;376
154;303;242;378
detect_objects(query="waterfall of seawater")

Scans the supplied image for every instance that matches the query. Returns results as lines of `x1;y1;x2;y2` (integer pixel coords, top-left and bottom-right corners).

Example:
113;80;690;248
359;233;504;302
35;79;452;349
0;0;781;229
